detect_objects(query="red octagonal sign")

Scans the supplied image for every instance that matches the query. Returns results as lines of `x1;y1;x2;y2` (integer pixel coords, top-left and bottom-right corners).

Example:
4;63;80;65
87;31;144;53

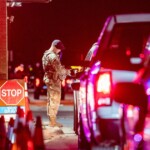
0;80;24;105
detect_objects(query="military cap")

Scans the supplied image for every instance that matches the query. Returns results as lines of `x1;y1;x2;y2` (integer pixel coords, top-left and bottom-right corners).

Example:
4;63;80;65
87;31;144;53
51;39;65;50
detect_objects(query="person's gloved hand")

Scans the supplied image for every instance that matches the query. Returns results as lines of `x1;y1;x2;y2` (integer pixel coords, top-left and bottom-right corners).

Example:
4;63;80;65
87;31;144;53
67;69;71;76
69;69;78;77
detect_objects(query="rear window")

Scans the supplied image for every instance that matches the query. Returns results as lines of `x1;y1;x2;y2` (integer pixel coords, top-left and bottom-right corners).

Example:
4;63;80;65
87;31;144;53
96;22;150;71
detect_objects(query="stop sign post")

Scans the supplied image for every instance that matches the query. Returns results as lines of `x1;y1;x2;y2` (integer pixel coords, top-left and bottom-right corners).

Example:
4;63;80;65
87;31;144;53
0;80;24;105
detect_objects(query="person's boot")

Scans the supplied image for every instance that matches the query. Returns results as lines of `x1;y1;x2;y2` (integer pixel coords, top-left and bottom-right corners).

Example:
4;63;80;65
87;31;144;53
49;117;56;127
49;117;63;127
55;121;63;127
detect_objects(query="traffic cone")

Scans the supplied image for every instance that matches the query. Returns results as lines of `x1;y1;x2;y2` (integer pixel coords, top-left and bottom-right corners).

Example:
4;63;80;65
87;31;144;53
0;116;7;150
13;106;21;130
33;116;45;150
26;110;35;136
24;125;34;150
18;108;25;125
27;139;34;150
24;76;30;116
11;143;18;150
7;117;14;140
11;122;34;150
11;106;25;144
17;122;28;149
11;107;20;145
6;117;14;150
11;122;25;150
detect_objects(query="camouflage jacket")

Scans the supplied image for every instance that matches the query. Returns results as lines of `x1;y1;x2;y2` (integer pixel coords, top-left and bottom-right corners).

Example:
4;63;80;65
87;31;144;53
42;50;69;84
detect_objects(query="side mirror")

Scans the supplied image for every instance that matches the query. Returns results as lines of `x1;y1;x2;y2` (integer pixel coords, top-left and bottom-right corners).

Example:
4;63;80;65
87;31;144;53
112;82;147;105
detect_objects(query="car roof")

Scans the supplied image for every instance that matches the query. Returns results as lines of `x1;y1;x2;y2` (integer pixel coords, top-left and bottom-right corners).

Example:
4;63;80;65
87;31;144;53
113;13;150;23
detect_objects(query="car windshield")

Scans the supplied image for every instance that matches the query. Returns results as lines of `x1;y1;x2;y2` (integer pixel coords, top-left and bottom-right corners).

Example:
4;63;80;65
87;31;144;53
95;22;150;71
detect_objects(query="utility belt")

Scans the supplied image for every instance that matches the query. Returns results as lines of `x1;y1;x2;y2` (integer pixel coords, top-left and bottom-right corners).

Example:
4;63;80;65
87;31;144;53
45;71;66;82
45;71;58;80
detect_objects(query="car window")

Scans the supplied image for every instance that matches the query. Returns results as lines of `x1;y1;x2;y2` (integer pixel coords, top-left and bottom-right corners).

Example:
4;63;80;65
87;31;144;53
96;22;150;71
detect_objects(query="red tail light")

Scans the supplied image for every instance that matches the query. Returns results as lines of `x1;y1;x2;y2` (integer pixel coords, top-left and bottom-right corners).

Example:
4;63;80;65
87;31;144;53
97;73;111;95
95;72;112;106
35;78;40;87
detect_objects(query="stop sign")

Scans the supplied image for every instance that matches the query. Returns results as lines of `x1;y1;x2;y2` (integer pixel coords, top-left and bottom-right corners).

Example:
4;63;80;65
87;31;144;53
0;80;24;105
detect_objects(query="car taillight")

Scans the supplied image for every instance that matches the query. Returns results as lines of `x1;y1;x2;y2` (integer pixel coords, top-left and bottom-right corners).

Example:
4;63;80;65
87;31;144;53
35;78;40;87
95;72;112;106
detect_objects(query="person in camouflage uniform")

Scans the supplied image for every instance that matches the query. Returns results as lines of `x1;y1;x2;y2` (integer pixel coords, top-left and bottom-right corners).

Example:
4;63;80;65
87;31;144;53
42;39;70;127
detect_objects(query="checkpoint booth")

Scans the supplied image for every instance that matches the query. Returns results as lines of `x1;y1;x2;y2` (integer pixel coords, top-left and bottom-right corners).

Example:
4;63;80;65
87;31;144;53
0;79;29;121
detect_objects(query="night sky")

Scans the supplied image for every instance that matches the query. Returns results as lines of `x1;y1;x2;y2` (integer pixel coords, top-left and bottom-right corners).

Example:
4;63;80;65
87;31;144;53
7;0;150;67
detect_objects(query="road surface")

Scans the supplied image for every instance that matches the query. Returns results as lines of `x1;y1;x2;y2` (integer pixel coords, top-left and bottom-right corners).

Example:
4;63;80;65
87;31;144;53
29;91;150;150
29;91;78;150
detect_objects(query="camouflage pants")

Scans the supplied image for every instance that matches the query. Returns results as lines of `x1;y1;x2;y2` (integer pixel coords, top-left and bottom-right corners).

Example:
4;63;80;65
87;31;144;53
46;81;61;118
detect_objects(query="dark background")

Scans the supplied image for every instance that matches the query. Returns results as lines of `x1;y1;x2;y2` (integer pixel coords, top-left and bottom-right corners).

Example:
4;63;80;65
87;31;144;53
7;0;150;67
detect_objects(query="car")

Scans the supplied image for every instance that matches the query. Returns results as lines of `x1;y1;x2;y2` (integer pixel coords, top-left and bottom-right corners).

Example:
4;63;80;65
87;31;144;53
71;13;150;150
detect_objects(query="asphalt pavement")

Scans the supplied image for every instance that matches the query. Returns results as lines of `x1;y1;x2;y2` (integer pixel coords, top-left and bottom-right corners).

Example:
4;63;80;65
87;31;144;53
28;91;78;150
28;91;150;150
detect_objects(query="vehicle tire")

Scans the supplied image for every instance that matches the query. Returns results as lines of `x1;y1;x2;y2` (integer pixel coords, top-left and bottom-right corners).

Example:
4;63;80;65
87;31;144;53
78;114;91;150
73;102;78;134
72;82;80;135
73;91;79;135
